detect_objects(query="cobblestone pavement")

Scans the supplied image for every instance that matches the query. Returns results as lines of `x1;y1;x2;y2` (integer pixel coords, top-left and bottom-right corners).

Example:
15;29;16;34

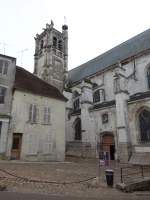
0;158;149;199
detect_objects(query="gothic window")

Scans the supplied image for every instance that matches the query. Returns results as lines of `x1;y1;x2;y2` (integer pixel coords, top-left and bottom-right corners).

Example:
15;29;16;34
73;98;80;111
147;67;150;89
0;86;6;104
29;104;37;123
74;118;82;140
139;109;150;142
102;113;108;124
53;37;57;48
43;107;51;124
93;90;100;103
0;121;2;136
58;40;63;51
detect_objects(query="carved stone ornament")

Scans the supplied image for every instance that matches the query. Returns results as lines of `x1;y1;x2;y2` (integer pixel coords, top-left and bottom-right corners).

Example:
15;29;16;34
102;113;108;124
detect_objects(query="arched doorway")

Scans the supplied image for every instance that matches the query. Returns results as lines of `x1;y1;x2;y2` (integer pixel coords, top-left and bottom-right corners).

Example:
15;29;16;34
74;118;82;140
101;133;115;160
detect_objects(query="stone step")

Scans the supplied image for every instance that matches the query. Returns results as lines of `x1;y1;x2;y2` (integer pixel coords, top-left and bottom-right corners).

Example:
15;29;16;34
116;177;150;192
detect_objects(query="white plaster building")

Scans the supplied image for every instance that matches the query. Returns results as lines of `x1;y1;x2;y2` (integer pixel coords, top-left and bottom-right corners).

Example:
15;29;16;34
0;56;67;161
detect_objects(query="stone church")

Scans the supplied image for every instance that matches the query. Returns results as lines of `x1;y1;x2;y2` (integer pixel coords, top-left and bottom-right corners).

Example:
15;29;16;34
0;21;150;164
64;28;150;164
32;21;150;164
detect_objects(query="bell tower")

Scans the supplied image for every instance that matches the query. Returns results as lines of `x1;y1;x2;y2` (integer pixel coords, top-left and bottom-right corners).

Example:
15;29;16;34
34;20;68;91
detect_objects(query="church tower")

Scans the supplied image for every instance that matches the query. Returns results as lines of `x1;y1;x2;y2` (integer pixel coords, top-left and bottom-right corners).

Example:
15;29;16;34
34;21;68;91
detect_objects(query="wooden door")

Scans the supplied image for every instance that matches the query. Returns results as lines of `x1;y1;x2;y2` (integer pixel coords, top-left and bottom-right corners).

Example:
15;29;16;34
102;134;115;160
11;133;22;160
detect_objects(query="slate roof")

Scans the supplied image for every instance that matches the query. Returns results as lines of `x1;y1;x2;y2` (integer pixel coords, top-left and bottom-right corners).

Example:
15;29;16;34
14;67;67;102
69;28;150;83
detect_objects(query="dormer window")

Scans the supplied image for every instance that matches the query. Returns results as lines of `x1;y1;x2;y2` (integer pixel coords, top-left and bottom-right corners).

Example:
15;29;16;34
58;40;63;51
53;37;57;48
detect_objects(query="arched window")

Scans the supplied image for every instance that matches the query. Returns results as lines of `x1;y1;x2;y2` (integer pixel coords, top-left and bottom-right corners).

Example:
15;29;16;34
53;37;57;48
139;109;150;142
74;118;82;140
147;67;150;89
73;91;80;111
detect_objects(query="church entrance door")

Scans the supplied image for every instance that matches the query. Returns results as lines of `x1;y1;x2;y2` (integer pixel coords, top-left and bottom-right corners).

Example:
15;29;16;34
11;133;22;160
101;134;115;160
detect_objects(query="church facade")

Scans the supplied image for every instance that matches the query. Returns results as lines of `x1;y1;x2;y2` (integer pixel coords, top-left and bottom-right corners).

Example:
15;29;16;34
64;29;150;164
33;22;150;164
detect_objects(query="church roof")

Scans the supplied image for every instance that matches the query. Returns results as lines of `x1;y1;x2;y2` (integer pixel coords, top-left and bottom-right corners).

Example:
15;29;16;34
69;28;150;83
14;67;67;102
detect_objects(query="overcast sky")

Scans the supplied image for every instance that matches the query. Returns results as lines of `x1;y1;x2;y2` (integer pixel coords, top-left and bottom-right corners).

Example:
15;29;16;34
0;0;150;72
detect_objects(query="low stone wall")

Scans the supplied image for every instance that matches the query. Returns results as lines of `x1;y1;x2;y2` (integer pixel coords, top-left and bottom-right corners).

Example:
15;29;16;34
66;142;96;158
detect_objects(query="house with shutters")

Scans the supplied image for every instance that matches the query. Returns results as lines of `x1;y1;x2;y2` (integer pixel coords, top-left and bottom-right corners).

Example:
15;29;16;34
0;53;67;161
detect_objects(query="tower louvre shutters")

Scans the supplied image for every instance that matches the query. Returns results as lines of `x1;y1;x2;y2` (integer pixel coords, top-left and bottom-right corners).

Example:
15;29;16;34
34;21;68;91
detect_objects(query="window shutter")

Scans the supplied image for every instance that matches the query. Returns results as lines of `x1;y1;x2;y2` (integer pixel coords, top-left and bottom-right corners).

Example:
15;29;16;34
33;105;37;123
3;61;8;75
44;107;51;124
0;87;6;104
29;104;32;122
0;60;3;74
